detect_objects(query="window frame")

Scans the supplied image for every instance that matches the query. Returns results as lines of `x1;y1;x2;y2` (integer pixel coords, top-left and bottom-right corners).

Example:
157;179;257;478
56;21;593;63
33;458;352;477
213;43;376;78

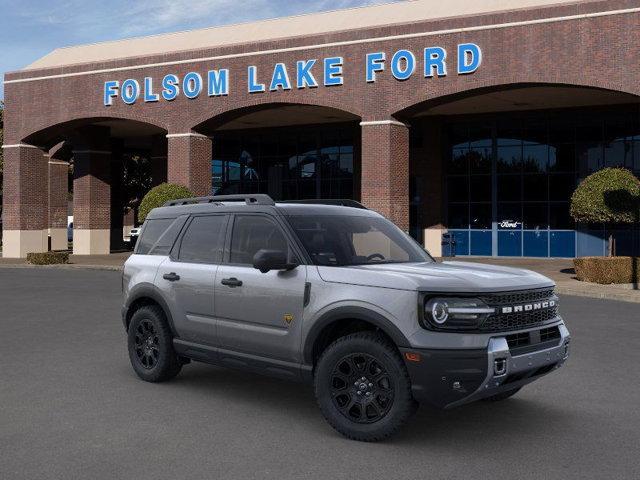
170;213;230;265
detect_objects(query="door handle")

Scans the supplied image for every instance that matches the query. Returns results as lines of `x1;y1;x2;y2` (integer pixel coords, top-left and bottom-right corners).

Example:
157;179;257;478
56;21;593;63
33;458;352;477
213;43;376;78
221;277;243;287
163;272;180;282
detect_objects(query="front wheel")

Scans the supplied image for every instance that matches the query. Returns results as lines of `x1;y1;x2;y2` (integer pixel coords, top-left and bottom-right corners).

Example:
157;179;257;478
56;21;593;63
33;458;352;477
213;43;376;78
314;332;417;442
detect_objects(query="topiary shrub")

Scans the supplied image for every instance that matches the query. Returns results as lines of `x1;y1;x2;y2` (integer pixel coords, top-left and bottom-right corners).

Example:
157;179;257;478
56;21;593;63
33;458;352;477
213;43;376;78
574;256;639;284
27;251;69;265
570;168;640;256
570;168;640;224
138;183;194;222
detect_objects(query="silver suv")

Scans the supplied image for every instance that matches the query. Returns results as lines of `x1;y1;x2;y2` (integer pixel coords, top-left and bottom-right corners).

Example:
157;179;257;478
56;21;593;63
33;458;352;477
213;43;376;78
122;194;570;441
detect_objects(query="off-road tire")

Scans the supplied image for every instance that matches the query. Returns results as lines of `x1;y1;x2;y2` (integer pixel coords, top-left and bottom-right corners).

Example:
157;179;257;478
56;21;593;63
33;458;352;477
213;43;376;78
314;332;417;442
483;387;522;402
127;305;182;382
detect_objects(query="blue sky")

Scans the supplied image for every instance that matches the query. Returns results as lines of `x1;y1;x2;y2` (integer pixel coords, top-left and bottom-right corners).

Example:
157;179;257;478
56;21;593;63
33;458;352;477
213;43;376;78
0;0;398;100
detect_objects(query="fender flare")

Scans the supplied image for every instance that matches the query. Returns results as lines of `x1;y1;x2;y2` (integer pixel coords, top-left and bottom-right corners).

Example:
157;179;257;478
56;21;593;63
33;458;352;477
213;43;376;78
302;306;411;364
124;283;178;337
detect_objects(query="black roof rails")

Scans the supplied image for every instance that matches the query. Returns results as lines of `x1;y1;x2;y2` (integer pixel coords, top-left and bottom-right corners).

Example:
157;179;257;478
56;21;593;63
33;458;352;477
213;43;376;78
163;194;275;207
280;199;368;209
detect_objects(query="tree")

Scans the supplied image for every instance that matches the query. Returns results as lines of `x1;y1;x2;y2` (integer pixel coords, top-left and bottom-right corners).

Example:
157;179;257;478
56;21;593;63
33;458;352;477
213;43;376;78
138;183;194;222
570;167;640;255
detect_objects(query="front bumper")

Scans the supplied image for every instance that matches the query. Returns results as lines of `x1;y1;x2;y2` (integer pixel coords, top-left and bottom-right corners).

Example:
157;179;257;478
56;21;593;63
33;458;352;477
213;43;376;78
400;322;571;409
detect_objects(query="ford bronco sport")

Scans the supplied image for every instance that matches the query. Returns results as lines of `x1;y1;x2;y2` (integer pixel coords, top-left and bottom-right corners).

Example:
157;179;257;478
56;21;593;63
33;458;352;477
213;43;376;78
122;194;570;441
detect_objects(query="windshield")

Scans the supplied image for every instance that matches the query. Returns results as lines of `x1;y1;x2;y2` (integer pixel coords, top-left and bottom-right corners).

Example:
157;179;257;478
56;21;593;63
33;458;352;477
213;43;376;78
287;215;433;266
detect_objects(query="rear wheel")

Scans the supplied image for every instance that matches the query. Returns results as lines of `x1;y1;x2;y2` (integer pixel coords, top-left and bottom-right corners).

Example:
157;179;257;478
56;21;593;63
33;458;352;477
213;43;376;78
314;332;417;442
127;305;182;382
483;387;522;402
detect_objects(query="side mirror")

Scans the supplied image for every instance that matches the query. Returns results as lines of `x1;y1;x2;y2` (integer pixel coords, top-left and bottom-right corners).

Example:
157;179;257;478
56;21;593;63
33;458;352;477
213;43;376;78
252;249;298;273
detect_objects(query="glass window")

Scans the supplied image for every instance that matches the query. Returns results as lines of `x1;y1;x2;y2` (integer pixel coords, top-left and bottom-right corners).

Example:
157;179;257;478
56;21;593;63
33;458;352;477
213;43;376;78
230;215;289;265
136;218;174;255
523;175;548;202
497;145;522;173
449;148;469;174
149;216;188;256
470;203;492;229
447;176;469;203
289;215;432;266
523;145;548;173
498;203;522;230
470;175;492;202
549;174;576;201
497;175;521;202
549;144;575;172
523;204;548;230
550;202;573;229
469;147;491;174
604;140;632;168
178;215;227;264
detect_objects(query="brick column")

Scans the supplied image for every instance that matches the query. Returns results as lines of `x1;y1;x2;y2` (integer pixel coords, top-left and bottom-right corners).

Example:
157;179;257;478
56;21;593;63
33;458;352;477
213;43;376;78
1;144;49;257
71;126;112;255
150;134;168;187
360;120;410;231
48;159;69;251
167;133;212;196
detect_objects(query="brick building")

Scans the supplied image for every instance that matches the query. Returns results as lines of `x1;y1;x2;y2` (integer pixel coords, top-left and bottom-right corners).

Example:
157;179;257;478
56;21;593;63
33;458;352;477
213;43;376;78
3;0;640;258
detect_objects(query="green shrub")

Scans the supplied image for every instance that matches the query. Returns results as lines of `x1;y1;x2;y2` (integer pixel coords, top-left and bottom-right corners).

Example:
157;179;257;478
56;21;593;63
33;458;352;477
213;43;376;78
570;168;640;224
27;251;69;265
138;183;194;222
574;256;640;284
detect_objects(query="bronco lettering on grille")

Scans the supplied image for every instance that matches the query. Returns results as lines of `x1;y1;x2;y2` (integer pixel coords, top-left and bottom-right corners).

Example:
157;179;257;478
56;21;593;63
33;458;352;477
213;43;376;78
501;300;556;314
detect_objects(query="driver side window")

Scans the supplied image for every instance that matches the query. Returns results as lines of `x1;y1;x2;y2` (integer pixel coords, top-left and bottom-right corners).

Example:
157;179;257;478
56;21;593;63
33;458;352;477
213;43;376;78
229;215;290;265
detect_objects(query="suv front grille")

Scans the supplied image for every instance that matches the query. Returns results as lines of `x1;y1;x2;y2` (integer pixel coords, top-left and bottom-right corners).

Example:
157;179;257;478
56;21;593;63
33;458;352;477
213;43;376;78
479;288;558;332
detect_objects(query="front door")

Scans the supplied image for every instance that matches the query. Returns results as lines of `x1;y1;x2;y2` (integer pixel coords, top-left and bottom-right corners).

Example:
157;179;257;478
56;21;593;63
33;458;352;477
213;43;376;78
214;214;306;363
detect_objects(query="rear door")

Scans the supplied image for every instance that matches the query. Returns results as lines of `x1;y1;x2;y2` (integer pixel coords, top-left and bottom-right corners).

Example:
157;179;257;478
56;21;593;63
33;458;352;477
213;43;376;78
156;214;229;346
214;214;307;363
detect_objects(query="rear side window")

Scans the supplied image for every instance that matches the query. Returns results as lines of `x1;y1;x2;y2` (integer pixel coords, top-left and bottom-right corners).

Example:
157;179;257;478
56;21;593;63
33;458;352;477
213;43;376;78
147;216;188;256
178;215;228;264
136;218;174;255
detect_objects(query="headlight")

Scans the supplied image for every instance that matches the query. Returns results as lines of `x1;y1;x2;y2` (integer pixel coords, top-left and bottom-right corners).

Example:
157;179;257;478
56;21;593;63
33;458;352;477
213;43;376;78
424;297;495;330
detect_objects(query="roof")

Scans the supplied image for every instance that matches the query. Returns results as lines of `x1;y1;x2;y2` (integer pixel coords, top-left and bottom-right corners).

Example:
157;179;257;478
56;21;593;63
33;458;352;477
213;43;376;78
25;0;587;70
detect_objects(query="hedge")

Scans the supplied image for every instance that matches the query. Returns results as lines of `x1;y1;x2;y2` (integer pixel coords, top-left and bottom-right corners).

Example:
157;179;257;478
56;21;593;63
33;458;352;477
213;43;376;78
138;183;194;222
570;168;640;224
574;256;640;284
27;251;69;265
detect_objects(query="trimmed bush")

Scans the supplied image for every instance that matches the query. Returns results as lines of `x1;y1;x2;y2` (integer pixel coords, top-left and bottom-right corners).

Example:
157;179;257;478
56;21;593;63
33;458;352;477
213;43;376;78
574;256;640;284
27;251;69;265
139;183;194;222
570;168;640;224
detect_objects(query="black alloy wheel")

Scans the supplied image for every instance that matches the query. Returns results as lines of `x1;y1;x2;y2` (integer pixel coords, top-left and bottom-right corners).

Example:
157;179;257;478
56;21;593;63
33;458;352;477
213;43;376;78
330;353;395;424
315;332;417;442
127;305;182;382
133;319;160;369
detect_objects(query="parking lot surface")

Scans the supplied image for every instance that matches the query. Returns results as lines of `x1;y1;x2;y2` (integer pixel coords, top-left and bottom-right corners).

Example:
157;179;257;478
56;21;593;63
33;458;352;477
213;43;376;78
1;268;638;480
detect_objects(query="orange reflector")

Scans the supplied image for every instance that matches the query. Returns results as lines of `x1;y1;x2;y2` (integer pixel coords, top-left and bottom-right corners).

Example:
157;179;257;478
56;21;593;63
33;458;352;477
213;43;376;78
404;352;421;362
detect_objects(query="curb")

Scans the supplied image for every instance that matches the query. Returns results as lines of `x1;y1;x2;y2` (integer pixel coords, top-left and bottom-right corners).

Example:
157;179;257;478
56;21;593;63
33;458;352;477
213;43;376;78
555;285;640;304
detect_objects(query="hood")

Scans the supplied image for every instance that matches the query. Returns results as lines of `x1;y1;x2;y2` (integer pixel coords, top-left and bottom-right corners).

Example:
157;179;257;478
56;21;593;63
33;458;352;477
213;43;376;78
316;260;554;292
